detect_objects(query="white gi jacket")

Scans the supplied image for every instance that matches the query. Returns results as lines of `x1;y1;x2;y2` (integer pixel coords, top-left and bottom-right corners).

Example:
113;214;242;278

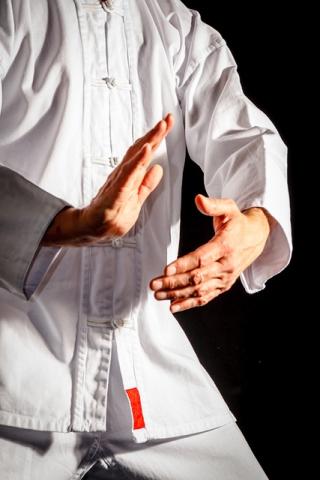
0;0;292;442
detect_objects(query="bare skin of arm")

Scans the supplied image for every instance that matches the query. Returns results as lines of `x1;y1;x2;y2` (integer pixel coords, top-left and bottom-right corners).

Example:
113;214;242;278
41;114;174;247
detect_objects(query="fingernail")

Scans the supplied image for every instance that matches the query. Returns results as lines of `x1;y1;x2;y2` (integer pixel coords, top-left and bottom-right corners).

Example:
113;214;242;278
151;280;162;290
171;304;180;313
166;266;176;276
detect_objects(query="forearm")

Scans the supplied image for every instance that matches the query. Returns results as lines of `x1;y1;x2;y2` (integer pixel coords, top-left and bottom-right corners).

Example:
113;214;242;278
41;207;94;247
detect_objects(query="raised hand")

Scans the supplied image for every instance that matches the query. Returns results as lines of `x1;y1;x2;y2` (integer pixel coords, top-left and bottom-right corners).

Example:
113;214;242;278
42;114;174;246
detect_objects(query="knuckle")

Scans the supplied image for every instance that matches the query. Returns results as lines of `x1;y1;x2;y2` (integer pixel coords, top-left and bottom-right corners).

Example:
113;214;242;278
221;272;230;282
167;290;177;299
199;257;206;268
192;251;202;267
221;273;230;286
176;259;184;271
224;260;236;275
195;285;207;297
193;286;201;296
167;278;176;290
228;265;236;275
178;256;190;272
191;271;202;285
197;297;208;307
199;255;210;268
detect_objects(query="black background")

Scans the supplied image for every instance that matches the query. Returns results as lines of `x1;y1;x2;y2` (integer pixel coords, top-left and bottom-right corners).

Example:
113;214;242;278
176;3;306;479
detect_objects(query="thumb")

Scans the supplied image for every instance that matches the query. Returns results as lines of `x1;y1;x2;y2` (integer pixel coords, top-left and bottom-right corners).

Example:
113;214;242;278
195;194;239;218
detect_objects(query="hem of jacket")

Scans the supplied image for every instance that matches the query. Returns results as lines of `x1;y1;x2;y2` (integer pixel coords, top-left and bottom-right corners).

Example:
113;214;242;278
0;410;235;440
0;412;71;432
142;411;236;443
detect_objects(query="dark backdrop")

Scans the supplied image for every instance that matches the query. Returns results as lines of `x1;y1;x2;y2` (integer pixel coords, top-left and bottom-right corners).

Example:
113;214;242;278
176;3;304;479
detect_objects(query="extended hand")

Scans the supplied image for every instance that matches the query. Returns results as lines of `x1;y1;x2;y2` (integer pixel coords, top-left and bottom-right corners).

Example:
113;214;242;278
80;114;174;240
150;195;272;313
42;114;174;246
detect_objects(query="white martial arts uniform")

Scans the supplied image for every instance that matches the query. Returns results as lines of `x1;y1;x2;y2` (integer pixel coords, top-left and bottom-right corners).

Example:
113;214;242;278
0;0;291;477
0;340;268;479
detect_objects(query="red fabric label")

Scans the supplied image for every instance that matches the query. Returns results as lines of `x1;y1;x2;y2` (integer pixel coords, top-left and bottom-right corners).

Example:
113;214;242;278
125;387;145;430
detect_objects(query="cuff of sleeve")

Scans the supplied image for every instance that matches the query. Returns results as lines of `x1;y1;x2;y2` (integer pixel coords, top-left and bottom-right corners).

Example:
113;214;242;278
216;155;292;294
15;197;68;300
240;219;292;294
23;246;65;300
0;167;70;299
16;198;69;300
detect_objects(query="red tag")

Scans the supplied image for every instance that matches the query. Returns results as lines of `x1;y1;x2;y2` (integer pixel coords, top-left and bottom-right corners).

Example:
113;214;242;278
126;387;145;430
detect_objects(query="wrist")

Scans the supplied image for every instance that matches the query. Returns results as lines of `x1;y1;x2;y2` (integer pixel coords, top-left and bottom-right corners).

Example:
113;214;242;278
42;207;85;246
243;207;275;229
242;207;271;244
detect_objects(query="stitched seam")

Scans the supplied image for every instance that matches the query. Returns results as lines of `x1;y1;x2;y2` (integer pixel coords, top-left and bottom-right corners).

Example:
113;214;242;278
186;41;226;82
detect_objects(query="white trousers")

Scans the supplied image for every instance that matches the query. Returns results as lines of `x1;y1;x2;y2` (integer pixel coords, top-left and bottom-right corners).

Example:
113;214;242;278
0;422;268;480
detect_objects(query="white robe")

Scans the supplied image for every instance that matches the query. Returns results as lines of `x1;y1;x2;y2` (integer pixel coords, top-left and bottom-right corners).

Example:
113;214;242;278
0;0;291;442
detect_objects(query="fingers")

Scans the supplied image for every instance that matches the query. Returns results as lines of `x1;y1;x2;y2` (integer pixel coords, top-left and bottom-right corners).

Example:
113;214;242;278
154;277;224;301
169;288;223;313
115;113;173;190
148;113;174;150
138;164;163;204
131;113;174;154
150;262;223;293
161;113;174;141
150;236;238;312
148;113;174;151
142;119;166;151
151;260;235;313
164;240;227;276
150;257;231;313
195;195;239;218
105;143;148;197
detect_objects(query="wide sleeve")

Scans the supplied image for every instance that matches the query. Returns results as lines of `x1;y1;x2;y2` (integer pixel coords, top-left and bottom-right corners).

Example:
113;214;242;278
175;10;292;293
0;164;69;299
0;3;70;299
